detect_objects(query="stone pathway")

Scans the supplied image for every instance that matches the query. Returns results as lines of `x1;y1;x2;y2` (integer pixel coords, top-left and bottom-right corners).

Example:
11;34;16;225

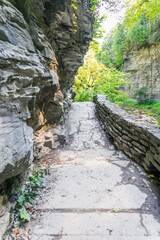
27;102;160;240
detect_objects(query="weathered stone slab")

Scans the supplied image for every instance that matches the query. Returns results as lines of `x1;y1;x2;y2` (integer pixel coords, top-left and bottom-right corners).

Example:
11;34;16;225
30;236;160;240
23;103;160;240
29;212;160;237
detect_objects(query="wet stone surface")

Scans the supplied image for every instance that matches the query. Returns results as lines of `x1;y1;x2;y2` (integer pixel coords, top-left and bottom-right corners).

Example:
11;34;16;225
26;103;160;239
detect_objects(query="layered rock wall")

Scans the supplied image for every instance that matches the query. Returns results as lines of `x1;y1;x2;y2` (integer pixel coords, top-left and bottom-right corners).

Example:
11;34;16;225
0;0;93;236
0;0;93;185
123;42;160;100
94;95;160;173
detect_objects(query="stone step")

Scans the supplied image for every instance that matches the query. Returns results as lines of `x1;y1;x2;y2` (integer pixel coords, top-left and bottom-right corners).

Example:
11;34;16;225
31;236;160;240
28;212;160;237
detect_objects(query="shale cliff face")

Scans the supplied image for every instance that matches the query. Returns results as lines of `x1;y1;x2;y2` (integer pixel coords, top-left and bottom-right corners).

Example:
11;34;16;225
123;43;160;100
0;0;93;184
0;0;93;236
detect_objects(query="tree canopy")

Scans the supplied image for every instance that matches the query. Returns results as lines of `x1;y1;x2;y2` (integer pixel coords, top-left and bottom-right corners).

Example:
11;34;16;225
97;0;160;69
74;49;130;102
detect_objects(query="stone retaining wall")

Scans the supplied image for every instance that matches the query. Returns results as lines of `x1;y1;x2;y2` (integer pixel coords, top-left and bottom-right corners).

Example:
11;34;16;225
93;95;160;173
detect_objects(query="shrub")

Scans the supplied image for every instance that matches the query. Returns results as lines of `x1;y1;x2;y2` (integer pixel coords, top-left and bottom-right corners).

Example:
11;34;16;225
133;86;148;103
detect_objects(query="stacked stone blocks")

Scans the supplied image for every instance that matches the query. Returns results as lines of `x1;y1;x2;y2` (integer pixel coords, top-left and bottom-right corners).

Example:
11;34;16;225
94;95;160;173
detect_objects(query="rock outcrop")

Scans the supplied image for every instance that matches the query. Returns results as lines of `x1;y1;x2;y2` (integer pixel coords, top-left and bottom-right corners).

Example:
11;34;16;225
123;42;160;100
0;0;93;185
0;0;93;236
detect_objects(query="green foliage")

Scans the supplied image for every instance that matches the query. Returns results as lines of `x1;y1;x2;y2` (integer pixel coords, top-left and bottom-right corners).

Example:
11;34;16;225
125;0;160;28
97;0;160;69
96;34;113;67
120;99;160;126
70;0;113;39
84;1;121;41
133;86;148;103
16;188;31;223
127;16;150;47
111;23;126;68
139;100;160;120
19;207;30;222
71;0;78;9
74;49;131;103
97;22;127;69
16;168;46;224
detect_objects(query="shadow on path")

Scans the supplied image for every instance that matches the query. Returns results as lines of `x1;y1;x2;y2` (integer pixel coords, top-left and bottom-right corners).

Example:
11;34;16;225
27;102;160;240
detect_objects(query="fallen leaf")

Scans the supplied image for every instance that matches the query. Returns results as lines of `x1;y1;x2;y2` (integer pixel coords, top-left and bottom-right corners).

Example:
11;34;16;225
61;193;68;197
12;227;20;236
25;232;29;238
128;210;133;213
26;206;33;211
149;174;155;178
52;180;55;183
86;231;90;236
113;208;122;212
131;177;136;180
